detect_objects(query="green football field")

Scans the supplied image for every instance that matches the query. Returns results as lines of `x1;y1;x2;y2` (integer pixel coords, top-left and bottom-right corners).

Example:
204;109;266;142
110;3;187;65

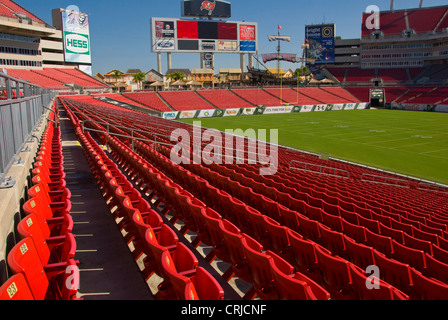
181;109;448;185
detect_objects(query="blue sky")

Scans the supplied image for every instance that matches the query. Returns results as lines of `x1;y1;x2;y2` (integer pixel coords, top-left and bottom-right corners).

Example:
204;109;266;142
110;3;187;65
15;0;448;75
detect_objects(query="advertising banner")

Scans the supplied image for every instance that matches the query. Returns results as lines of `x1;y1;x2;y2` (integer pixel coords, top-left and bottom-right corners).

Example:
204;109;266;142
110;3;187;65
197;109;216;118
223;108;240;116
240;25;256;40
241;108;256;115
179;111;197;119
62;9;91;64
155;21;175;38
314;105;328;112
218;41;237;51
332;104;344;111
264;106;293;114
305;24;335;64
344;103;356;110
162;112;179;120
357;103;368;110
240;41;256;52
434;105;448;113
300;105;314;112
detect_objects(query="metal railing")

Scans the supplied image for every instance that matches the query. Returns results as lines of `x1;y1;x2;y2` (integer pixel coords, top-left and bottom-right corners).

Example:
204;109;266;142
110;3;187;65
0;71;57;187
289;160;350;179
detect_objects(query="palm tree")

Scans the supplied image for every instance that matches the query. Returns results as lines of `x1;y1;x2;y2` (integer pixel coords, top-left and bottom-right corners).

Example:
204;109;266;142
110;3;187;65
167;72;185;82
112;70;122;92
132;72;146;90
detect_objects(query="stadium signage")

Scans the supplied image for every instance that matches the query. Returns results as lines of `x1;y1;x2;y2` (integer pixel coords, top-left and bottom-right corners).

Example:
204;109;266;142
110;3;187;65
65;32;89;54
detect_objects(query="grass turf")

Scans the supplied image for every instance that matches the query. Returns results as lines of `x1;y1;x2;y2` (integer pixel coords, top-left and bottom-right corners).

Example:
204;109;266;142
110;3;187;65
181;109;448;185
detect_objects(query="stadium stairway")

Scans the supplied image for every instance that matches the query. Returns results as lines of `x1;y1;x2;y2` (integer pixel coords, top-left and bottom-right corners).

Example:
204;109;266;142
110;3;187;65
58;106;154;300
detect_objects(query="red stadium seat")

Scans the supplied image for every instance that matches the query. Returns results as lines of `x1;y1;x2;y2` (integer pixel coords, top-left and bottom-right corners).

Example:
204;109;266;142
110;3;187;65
315;244;354;299
410;268;448;300
318;223;346;258
424;253;448;284
219;220;255;284
17;213;76;266
160;250;224;300
365;227;394;257
392;239;427;272
343;235;375;270
0;273;34;300
373;249;413;294
349;264;409;300
287;229;319;278
7;238;79;300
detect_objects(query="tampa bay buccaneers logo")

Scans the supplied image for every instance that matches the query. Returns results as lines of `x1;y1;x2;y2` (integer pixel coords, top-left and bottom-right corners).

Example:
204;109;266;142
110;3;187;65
200;1;216;15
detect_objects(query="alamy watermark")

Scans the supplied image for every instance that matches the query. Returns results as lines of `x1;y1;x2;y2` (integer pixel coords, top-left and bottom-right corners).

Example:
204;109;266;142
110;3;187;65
365;5;380;30
170;121;279;176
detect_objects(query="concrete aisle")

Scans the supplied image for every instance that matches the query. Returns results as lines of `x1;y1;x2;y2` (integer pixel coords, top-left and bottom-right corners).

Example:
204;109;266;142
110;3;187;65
58;109;153;300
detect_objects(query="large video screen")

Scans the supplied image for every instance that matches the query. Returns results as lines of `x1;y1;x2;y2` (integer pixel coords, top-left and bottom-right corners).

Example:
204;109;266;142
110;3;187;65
151;18;257;53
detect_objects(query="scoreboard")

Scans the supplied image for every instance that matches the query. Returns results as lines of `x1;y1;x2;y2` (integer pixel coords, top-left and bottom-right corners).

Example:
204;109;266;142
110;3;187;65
151;17;258;53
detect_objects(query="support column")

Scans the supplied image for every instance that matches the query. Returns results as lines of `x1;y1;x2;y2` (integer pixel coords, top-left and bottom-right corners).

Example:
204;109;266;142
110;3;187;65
200;53;206;69
240;53;245;72
167;52;172;70
157;52;162;74
248;53;254;69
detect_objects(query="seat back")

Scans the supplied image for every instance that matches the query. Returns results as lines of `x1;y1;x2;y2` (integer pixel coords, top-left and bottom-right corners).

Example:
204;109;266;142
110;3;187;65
160;250;198;300
7;238;49;300
315;245;353;299
287;229;318;274
241;236;277;299
343;235;375;270
410;268;448;300
270;258;311;300
373;249;413;292
0;273;34;300
191;266;224;300
17;214;51;265
264;216;291;255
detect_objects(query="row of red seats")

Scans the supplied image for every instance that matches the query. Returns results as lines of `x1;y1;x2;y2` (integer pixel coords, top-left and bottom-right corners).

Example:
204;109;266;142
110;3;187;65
124;119;448;299
63;102;225;300
0;107;79;300
59;96;448;298
114;124;415;300
64;104;329;301
1;89;23;100
104;128;331;300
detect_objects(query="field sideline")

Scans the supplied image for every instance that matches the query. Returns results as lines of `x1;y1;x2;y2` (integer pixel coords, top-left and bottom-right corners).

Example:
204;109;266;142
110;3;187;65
181;110;448;185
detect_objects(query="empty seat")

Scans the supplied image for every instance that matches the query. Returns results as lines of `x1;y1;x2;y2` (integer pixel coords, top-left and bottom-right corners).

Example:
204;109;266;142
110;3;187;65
297;214;321;243
373;249;413;294
365;227;394;257
349;264;409;300
424;253;448;284
315;245;354;299
7;238;79;300
392;239;426;272
264;216;292;261
17;213;76;266
287;229;319;278
219;220;256;284
342;219;367;244
410;268;448;300
318;224;346;258
160;250;224;300
241;235;279;300
344;235;375;270
0;273;34;300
